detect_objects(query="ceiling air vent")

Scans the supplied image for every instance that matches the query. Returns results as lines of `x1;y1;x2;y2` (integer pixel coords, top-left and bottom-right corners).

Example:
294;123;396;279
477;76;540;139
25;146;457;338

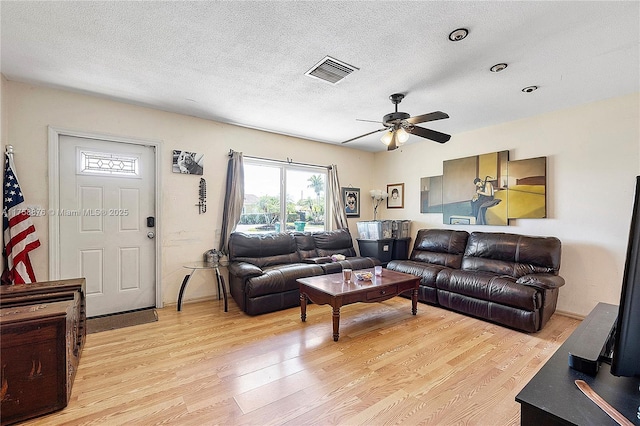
305;56;358;85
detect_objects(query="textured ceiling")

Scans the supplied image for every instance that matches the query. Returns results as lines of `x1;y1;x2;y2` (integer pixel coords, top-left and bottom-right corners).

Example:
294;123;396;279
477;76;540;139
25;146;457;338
1;1;639;152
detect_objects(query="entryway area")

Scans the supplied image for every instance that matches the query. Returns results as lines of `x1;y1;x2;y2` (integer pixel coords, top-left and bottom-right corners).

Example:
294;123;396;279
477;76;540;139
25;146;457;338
49;128;161;317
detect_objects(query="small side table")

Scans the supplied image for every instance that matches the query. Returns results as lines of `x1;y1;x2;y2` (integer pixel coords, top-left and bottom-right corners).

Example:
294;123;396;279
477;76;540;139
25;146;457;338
177;262;228;312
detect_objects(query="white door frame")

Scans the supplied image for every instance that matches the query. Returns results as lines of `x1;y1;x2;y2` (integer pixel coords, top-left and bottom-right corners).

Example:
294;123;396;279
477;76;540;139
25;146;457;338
48;126;163;309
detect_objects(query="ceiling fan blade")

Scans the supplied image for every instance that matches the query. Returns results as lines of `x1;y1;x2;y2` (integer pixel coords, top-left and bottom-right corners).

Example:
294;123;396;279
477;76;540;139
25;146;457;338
406;111;449;125
410;125;451;144
342;128;387;144
356;118;383;124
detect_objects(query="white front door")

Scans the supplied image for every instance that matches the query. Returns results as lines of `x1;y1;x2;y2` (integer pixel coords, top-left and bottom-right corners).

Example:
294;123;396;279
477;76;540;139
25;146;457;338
58;135;156;317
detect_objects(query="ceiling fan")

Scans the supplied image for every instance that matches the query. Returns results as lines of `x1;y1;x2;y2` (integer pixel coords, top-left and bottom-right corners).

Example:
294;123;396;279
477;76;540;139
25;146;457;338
342;93;451;151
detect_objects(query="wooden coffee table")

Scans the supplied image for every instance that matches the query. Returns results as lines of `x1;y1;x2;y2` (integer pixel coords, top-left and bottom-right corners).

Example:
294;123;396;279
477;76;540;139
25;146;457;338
297;268;420;341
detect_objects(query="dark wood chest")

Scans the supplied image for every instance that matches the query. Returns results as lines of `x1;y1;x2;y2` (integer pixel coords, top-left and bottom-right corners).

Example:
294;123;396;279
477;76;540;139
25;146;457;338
0;278;86;425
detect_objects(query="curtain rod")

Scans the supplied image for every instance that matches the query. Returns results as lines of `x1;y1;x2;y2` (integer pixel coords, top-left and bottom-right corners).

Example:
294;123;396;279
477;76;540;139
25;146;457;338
229;150;331;170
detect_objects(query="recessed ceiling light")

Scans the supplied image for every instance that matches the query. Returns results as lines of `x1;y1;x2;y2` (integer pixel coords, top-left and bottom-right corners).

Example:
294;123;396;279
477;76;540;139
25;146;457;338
522;86;538;93
449;28;468;42
490;63;508;72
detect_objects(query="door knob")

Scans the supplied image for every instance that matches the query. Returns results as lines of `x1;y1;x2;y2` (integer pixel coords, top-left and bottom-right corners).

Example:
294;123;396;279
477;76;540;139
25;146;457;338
147;231;155;239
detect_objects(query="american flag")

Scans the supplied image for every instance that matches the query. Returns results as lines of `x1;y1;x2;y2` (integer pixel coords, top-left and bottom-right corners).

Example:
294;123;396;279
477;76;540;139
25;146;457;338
3;153;40;284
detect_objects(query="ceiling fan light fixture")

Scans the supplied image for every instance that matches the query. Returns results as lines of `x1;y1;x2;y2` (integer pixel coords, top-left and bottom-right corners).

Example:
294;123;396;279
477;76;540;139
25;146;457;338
380;130;393;146
449;28;469;42
396;127;410;145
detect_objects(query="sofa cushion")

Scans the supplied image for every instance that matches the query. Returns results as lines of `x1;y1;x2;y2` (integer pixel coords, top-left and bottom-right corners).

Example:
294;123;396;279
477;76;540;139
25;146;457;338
294;233;319;259
386;259;449;289
229;232;301;268
436;269;541;311
316;257;380;274
320;262;343;274
245;263;325;298
517;273;565;290
462;232;561;277
302;256;333;264
313;229;357;257
410;229;469;269
437;290;540;333
337;257;379;270
227;261;263;280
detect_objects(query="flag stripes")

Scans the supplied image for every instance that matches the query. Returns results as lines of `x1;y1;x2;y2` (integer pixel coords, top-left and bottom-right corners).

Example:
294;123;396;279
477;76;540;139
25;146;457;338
3;152;40;284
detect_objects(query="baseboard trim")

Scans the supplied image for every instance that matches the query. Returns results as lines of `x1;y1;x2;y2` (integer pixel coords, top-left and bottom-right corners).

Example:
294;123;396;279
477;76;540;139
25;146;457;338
555;309;585;321
164;294;222;308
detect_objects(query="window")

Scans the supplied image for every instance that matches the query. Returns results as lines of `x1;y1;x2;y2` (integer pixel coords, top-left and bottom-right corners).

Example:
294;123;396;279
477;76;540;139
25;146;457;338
238;159;327;234
78;149;140;178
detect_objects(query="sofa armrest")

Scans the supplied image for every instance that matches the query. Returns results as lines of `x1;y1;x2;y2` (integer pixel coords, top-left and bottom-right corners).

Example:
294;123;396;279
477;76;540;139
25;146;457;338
517;273;565;290
228;262;264;280
302;256;333;264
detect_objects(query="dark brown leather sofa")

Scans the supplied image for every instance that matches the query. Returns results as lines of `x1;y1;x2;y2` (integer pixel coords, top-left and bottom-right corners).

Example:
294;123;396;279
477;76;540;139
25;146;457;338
228;229;380;315
386;229;564;332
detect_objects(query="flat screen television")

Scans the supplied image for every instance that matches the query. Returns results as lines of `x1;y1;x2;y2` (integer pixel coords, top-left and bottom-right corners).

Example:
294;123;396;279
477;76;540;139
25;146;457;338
610;176;640;377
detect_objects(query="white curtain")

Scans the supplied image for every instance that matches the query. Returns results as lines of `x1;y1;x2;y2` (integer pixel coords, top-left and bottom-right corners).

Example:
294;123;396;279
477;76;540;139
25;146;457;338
328;164;349;230
218;151;244;254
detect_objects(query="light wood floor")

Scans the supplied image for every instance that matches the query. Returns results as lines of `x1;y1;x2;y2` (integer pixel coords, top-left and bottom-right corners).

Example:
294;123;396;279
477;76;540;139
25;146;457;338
25;297;580;425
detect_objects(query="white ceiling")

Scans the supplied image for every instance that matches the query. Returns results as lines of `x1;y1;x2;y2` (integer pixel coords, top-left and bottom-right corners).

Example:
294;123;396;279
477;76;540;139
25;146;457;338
1;1;639;152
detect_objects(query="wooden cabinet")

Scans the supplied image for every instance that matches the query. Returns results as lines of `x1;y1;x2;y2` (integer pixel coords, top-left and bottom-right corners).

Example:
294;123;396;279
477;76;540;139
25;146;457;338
516;303;640;425
0;278;86;425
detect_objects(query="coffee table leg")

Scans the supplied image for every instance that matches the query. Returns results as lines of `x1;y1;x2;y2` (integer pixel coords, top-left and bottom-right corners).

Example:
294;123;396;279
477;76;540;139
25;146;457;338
300;292;307;322
332;306;341;341
412;288;418;315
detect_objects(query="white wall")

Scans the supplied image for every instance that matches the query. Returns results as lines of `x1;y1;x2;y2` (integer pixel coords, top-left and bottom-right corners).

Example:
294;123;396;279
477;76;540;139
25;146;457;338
372;93;640;316
4;78;639;317
2;80;376;306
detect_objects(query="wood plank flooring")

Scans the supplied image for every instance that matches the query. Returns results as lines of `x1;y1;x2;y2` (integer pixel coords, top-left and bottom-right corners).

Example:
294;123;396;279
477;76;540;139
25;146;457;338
23;297;580;425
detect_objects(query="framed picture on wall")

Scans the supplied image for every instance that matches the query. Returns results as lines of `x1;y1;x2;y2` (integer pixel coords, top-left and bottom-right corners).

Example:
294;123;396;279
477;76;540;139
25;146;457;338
387;183;404;209
342;187;360;217
172;150;204;175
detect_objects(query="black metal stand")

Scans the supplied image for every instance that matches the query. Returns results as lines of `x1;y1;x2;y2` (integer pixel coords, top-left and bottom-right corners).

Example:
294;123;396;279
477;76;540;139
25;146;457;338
177;264;228;312
177;273;191;311
215;266;228;312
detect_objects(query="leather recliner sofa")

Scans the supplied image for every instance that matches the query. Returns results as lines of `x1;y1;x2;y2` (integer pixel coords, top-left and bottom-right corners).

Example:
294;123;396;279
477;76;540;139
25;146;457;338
386;229;564;332
228;229;380;315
